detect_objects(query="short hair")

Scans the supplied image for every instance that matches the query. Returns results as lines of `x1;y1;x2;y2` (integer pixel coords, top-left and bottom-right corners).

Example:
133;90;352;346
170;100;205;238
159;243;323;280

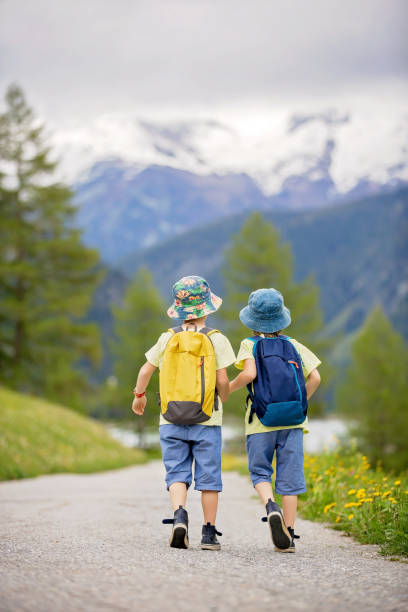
252;330;281;338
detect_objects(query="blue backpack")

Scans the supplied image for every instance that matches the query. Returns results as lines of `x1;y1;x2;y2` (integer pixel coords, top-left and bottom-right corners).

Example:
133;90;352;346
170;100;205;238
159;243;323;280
247;336;308;427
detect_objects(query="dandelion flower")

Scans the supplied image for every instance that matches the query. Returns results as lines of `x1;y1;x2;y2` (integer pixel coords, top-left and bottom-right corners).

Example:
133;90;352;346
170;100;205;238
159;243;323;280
335;516;341;523
324;502;336;514
382;491;392;498
348;514;354;520
347;489;356;495
394;480;401;486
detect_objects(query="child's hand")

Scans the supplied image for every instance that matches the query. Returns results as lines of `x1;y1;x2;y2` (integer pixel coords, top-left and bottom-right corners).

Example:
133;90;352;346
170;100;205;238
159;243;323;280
132;396;147;415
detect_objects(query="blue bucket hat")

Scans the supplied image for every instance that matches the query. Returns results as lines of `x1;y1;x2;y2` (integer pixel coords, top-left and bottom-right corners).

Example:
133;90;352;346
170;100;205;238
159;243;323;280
239;288;291;333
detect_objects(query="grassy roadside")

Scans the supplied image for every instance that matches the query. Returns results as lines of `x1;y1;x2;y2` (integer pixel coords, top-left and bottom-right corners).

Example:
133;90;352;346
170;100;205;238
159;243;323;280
0;386;146;480
222;450;408;557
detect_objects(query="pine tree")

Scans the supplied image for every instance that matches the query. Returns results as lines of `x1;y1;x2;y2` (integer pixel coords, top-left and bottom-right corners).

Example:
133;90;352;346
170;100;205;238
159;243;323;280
337;306;408;471
110;268;167;443
0;85;102;407
220;212;327;416
221;212;324;347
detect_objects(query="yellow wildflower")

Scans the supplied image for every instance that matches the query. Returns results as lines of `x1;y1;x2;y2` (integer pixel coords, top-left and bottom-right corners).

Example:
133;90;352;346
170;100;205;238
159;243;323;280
394;480;401;486
373;492;381;497
382;491;391;498
356;489;366;499
335;516;341;523
389;498;397;504
360;498;373;503
348;514;354;520
324;502;336;514
347;489;356;495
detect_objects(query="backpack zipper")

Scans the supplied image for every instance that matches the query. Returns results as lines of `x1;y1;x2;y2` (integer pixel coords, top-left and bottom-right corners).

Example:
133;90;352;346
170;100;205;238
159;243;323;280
200;357;205;407
289;362;302;402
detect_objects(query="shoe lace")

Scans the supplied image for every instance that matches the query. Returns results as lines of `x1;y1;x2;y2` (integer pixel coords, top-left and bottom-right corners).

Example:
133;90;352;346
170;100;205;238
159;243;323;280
205;523;222;536
287;527;300;539
163;505;188;525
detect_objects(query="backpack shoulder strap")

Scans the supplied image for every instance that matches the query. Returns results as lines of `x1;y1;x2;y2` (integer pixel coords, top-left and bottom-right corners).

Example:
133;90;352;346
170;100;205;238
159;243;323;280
168;326;184;334
247;336;260;355
199;327;219;336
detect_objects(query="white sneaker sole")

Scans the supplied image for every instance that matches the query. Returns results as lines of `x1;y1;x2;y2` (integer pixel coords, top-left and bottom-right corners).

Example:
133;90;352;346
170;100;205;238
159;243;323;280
200;543;221;550
169;524;189;549
268;511;291;550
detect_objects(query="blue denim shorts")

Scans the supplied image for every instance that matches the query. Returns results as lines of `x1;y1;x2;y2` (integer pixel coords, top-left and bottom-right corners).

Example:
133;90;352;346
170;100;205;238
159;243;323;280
246;428;306;495
159;424;222;492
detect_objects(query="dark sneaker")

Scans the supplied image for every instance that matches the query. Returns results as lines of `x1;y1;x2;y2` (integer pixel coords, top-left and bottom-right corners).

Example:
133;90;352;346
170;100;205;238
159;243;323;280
275;526;300;553
200;522;222;550
162;505;189;549
261;498;291;550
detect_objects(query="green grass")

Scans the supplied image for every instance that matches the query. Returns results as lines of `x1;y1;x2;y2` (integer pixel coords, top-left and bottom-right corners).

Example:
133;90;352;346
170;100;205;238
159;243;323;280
0;386;146;480
222;450;408;557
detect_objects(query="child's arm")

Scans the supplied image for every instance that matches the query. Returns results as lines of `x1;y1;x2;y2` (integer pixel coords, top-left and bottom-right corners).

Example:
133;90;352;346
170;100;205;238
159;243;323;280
216;368;230;402
305;368;321;400
131;361;157;415
229;359;257;393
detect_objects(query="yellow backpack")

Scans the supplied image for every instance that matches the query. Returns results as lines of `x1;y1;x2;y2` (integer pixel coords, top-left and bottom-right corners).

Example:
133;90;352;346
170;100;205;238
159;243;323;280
160;326;219;424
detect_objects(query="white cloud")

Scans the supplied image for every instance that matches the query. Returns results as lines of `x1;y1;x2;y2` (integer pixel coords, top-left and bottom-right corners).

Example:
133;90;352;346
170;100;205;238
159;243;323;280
0;0;407;121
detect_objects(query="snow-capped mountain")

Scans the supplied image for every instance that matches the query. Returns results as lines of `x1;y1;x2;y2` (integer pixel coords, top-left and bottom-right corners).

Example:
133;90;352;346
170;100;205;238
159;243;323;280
74;163;270;262
53;107;408;196
53;106;407;262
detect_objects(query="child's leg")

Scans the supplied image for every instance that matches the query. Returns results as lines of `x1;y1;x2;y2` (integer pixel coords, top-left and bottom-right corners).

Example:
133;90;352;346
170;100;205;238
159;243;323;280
191;426;222;524
246;431;277;500
201;490;218;524
282;495;298;528
247;432;291;550
275;428;306;529
159;425;193;507
255;481;274;504
169;482;188;510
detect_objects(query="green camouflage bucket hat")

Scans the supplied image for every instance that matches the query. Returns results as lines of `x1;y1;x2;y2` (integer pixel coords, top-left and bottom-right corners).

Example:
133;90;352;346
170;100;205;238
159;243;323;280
167;276;222;320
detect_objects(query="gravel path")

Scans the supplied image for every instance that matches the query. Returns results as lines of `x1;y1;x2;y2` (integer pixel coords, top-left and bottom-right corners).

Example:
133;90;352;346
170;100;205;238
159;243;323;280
1;461;407;612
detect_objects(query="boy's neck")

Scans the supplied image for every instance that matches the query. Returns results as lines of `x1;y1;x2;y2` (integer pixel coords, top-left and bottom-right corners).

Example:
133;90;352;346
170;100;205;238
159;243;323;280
183;316;208;330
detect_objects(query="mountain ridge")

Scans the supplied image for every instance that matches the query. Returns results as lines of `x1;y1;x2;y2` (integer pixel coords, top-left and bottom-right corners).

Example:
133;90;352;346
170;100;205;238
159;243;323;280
87;187;408;378
75;159;406;264
117;187;408;336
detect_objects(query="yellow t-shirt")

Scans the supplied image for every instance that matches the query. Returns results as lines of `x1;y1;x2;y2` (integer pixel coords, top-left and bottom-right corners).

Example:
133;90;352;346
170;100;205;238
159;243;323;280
146;329;236;426
235;336;321;436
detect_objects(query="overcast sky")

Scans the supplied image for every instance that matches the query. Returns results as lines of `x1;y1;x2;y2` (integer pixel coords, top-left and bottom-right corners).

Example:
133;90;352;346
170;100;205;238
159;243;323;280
0;0;407;123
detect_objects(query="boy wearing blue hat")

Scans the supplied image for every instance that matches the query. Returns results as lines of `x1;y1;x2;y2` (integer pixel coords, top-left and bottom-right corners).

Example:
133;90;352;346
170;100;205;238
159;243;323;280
132;276;235;551
229;288;321;552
